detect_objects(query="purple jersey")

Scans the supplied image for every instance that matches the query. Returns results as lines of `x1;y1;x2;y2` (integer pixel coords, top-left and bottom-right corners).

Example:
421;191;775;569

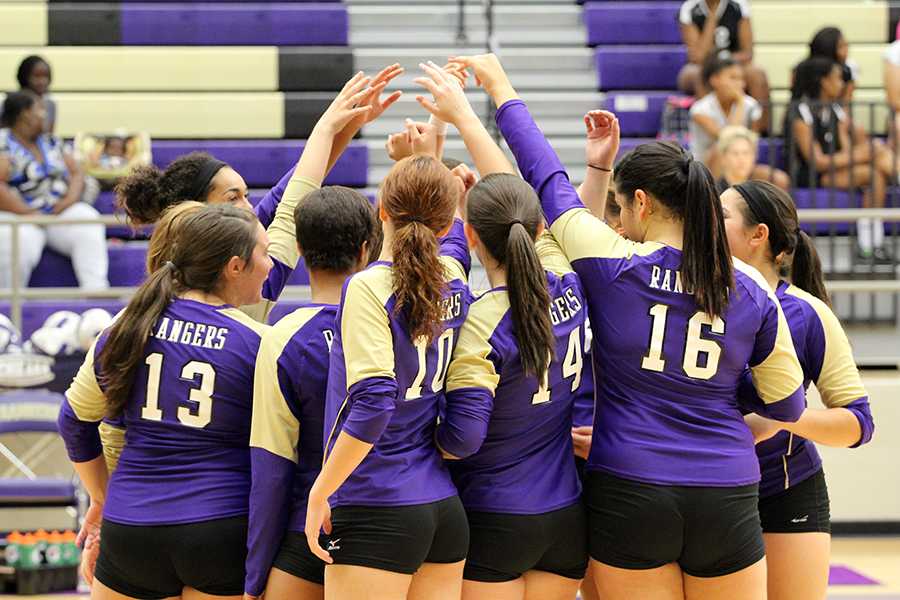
245;304;335;595
59;299;269;525
572;321;595;428
323;219;472;507
749;282;873;498
497;99;805;487
440;234;587;514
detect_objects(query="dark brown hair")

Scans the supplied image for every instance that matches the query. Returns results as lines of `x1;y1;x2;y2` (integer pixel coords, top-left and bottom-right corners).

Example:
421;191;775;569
379;155;458;342
145;201;204;273
295;186;380;272
116;152;229;224
731;180;829;304
604;189;621;221
615;141;734;318
467;174;554;380
98;204;259;417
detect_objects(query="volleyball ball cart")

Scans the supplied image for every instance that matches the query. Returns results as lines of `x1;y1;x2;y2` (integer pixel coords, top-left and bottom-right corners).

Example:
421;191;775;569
0;390;82;594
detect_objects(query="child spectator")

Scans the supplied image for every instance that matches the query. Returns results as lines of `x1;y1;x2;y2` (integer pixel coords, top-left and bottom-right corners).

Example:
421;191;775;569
787;57;896;262
689;57;788;188
715;125;758;193
16;56;56;134
809;27;857;103
0;91;109;290
677;0;771;127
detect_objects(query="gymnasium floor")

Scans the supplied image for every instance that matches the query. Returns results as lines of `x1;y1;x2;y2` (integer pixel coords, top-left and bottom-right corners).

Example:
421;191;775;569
2;537;898;599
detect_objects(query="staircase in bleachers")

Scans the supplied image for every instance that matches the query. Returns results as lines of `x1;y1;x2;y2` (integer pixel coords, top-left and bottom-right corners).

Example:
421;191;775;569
347;0;601;190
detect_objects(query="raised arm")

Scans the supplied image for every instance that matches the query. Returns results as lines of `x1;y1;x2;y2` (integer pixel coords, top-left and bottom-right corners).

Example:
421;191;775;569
576;110;619;219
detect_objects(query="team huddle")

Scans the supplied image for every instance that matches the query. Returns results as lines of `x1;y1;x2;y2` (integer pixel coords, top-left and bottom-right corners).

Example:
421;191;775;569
55;55;873;600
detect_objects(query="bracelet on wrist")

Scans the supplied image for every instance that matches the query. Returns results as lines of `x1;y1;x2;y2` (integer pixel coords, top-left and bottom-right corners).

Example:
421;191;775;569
588;164;613;172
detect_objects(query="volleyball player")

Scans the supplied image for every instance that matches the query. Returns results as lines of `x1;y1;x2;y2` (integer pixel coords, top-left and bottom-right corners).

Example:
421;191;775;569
721;180;875;600
441;54;805;600
57;204;273;599
64;75;382;596
244;187;379;600
304;152;471;599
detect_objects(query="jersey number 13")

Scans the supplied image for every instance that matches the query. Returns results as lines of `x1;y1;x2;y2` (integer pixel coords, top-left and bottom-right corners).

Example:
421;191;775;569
141;352;216;427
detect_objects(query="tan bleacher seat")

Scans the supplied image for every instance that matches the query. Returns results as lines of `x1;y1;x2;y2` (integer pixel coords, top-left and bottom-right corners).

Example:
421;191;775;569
53;92;285;138
0;47;279;92
756;43;888;90
751;1;888;45
0;4;47;46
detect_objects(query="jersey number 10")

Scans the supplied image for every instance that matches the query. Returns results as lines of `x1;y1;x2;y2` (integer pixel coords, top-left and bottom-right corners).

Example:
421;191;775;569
641;304;725;380
141;352;216;427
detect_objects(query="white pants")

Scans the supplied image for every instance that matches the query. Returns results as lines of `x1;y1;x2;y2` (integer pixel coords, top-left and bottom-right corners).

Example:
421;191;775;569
0;202;109;291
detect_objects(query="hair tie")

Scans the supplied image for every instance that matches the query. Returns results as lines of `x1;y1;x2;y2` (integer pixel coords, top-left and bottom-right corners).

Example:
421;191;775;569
509;219;523;228
188;158;228;201
164;260;178;272
407;216;422;224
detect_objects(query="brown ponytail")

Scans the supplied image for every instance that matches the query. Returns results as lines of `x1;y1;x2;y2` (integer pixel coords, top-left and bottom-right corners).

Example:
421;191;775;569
615;142;733;318
379;155;458;342
145;201;204;273
731;180;829;304
467;173;555;380
99;204;259;417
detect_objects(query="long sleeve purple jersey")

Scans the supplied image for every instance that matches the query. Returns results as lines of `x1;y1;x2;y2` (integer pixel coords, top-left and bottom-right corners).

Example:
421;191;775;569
496;99;805;487
59;299;269;525
245;304;336;596
322;220;473;507
439;233;587;514
744;282;874;498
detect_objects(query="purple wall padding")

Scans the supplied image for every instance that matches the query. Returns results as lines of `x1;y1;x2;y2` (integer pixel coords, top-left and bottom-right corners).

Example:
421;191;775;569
152;140;368;188
585;2;681;45
596;46;687;90
120;3;348;46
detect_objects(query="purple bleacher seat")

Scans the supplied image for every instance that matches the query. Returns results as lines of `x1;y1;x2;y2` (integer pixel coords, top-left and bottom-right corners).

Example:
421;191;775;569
792;188;860;235
596;46;686;90
120;3;348;46
0;479;77;505
757;138;785;170
28;244;148;289
605;92;675;137
152;140;368;188
585;2;681;45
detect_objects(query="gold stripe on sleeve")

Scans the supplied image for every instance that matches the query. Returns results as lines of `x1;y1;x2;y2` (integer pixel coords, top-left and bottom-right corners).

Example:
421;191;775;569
65;339;107;423
342;266;397;388
548;208;662;262
446;292;508;394
249;307;323;461
785;285;867;408
535;230;574;276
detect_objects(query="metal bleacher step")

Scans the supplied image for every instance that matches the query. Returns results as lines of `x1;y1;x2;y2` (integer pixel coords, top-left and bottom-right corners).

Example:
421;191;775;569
349;4;587;47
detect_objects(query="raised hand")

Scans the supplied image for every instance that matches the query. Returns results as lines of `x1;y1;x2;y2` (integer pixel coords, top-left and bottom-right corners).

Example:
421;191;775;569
405;119;442;159
385;131;413;162
447;54;511;96
413;61;478;126
357;63;405;126
316;72;378;136
450;163;477;217
584;110;620;171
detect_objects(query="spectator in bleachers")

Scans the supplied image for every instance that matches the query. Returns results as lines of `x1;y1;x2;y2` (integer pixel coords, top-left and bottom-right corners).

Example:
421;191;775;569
787;57;896;262
16;55;56;134
677;0;771;128
808;27;857;103
0;91;109;290
689;56;789;189
883;37;900;152
715;125;759;192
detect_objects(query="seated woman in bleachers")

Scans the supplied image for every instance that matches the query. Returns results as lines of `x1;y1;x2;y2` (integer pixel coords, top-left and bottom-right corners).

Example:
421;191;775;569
677;0;770;127
689;56;788;189
16;55;56;134
0;91;109;291
786;57;896;262
808;27;857;104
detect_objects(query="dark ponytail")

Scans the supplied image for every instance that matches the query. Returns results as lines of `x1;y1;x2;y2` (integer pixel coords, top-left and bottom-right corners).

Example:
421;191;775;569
380;155;458;342
98;205;258;417
731;180;829;304
615;142;733;318
116;152;230;225
468;173;554;381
